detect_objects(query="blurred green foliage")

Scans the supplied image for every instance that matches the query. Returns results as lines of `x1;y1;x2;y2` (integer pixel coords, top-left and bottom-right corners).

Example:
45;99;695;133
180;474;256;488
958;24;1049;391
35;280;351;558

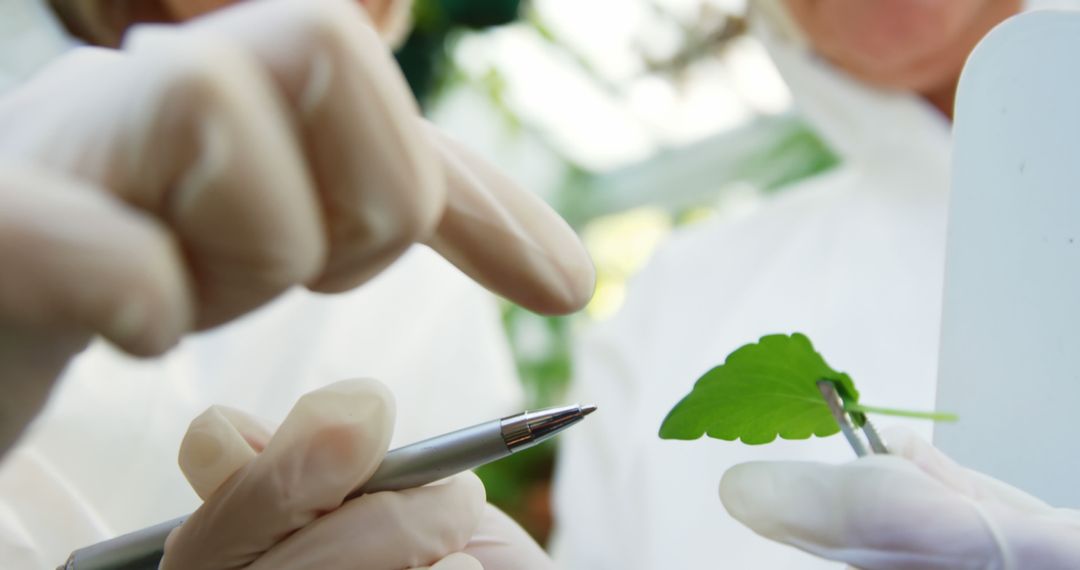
394;0;522;105
474;305;574;544
735;123;841;193
394;0;568;544
443;0;522;27
500;306;574;408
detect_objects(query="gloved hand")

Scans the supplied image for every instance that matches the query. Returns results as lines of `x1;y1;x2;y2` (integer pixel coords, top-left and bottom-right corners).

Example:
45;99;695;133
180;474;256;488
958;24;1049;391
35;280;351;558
0;0;593;454
719;427;1080;569
466;505;557;570
170;378;555;569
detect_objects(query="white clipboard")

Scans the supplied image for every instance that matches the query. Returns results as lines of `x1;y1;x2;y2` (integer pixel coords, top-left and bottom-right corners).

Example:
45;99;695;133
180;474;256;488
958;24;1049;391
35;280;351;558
936;9;1080;507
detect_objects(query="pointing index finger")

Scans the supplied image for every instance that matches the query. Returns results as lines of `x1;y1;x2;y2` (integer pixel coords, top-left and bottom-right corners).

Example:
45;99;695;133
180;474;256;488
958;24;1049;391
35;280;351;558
424;124;596;315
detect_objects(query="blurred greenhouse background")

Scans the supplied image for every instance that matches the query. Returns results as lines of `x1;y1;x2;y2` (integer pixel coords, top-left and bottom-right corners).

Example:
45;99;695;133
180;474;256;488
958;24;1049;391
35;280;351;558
394;0;837;544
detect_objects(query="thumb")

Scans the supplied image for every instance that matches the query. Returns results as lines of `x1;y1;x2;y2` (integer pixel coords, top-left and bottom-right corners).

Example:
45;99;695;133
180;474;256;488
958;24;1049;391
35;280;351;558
882;427;1053;514
719;457;1000;570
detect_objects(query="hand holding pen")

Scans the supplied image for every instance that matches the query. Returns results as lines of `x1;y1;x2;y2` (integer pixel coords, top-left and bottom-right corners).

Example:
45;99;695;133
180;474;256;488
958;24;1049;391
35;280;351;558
65;379;592;570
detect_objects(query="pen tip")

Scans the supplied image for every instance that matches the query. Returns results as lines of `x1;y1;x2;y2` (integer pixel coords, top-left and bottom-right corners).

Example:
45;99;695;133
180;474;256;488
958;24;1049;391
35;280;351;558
581;404;598;417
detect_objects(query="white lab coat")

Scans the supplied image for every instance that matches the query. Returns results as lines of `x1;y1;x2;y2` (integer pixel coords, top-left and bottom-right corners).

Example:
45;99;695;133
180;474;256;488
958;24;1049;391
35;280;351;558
551;13;953;570
0;5;524;567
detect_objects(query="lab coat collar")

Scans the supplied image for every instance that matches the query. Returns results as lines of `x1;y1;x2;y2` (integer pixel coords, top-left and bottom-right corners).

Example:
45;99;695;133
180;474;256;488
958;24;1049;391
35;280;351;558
749;0;1080;170
748;10;951;169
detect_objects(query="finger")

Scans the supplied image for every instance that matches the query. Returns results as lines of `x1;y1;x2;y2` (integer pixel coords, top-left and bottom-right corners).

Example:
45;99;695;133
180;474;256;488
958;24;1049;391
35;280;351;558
257;378;395;492
149;0;596;312
250;472;486;570
719;459;998;569
414;552;484;570
123;28;328;326
0;164;191;454
180;0;446;293
0;164;192;354
162;379;395;568
878;426;1051;515
0;36;326;330
462;505;554;569
178;405;275;500
424;125;596;315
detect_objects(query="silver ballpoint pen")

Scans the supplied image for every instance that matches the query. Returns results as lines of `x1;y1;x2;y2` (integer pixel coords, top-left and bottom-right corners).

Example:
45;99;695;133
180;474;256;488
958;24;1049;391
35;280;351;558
61;403;597;570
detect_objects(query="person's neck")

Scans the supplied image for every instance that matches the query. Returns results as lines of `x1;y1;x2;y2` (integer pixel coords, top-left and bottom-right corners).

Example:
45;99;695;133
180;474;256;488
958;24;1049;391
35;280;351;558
922;79;958;120
919;0;1023;121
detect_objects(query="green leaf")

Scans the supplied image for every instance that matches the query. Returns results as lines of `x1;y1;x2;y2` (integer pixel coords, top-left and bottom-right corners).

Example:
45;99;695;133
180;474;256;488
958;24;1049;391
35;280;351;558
659;333;956;445
659;333;857;444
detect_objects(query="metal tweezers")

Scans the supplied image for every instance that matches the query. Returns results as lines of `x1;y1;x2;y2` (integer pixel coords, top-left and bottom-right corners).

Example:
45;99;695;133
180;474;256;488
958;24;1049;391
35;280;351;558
816;380;889;457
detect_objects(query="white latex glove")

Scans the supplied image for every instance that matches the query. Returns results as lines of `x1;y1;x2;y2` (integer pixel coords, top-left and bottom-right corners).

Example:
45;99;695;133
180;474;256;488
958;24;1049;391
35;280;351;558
172;378;556;569
0;0;593;454
166;378;483;569
466;505;557;570
720;428;1080;569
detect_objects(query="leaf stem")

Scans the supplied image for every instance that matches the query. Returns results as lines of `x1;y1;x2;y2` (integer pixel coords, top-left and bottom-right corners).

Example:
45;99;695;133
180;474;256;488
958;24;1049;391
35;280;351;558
843;402;958;422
